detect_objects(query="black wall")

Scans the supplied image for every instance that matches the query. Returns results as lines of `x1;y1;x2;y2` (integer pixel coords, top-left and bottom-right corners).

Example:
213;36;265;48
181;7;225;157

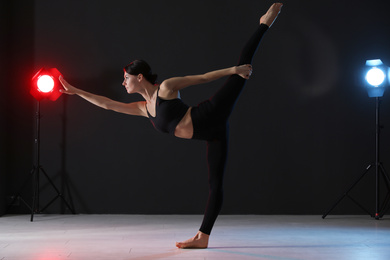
1;1;35;216
3;0;390;215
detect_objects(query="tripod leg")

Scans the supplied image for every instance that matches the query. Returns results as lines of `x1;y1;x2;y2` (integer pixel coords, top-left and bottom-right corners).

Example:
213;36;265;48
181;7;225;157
58;194;76;214
322;164;372;219
6;167;35;213
379;164;390;187
347;195;373;216
31;166;40;222
379;164;390;218
40;195;60;213
379;191;390;218
40;167;76;214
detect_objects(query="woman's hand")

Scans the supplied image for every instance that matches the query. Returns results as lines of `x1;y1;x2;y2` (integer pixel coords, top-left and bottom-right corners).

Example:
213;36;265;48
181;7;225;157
236;64;253;79
59;76;78;95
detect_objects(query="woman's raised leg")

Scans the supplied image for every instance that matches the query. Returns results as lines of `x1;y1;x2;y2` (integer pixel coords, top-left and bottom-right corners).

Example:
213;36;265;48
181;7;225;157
209;3;283;122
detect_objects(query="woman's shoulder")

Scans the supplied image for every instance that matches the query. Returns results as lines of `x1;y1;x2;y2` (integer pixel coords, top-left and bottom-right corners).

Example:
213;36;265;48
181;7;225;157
157;81;179;100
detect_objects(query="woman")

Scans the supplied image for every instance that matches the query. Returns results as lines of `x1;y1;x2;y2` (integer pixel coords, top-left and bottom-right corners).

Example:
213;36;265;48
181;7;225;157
59;3;283;248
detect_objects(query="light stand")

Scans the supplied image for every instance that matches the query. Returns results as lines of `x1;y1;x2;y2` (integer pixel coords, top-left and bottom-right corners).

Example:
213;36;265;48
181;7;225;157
7;68;75;221
322;59;390;219
30;101;75;221
8;101;76;221
322;97;390;219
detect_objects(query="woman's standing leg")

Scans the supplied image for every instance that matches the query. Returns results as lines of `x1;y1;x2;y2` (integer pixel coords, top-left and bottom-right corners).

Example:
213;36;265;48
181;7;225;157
199;128;229;235
176;3;283;249
175;126;229;249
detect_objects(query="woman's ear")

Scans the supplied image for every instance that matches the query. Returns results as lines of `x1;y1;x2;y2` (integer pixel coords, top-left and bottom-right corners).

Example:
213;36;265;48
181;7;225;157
137;74;143;82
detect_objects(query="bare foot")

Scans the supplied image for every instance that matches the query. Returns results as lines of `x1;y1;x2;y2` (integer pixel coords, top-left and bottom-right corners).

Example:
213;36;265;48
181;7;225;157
175;231;209;249
260;3;283;28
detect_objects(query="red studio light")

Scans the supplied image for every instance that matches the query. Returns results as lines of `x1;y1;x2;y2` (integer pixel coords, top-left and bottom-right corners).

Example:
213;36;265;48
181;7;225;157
31;68;63;101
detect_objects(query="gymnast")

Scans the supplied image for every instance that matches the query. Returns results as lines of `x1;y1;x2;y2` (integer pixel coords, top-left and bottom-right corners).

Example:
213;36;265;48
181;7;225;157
59;3;283;249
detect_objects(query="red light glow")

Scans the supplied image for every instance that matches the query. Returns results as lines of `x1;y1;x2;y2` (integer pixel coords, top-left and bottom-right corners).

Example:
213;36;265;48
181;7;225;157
37;75;55;93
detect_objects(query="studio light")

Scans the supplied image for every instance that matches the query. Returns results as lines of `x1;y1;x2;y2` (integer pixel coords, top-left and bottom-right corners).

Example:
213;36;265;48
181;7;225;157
30;68;63;101
8;67;75;221
323;59;390;220
364;59;389;97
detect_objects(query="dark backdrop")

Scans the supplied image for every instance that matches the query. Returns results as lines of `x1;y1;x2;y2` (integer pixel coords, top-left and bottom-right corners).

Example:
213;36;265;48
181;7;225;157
2;0;390;216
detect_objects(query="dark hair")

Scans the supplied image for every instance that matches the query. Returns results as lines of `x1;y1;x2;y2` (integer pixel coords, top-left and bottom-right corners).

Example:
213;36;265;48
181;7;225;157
123;60;158;84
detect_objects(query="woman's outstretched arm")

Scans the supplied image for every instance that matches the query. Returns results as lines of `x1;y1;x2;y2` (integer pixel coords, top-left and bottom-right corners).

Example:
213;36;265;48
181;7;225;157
59;76;147;117
159;65;252;98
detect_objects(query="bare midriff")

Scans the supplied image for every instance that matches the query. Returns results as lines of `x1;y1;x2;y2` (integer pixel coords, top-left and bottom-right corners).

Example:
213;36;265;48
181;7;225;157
174;107;193;139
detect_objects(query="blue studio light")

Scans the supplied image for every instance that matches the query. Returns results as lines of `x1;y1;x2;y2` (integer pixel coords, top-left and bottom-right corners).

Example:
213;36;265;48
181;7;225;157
364;59;389;97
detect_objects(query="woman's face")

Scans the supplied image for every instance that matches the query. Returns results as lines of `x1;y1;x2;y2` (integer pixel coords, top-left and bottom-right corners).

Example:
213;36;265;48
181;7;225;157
122;72;138;94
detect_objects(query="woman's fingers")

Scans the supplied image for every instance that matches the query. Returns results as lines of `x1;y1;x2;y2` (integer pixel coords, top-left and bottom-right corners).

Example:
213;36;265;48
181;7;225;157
59;75;68;87
58;76;75;94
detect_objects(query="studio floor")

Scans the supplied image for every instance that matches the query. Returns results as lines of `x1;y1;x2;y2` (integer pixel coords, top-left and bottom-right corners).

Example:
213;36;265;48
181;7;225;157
1;214;390;260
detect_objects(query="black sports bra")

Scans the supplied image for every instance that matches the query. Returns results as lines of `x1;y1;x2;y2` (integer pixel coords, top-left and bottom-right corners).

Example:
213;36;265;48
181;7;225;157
147;90;189;135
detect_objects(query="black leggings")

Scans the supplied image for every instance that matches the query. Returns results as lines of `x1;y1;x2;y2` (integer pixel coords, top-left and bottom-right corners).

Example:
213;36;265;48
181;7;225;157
190;23;269;235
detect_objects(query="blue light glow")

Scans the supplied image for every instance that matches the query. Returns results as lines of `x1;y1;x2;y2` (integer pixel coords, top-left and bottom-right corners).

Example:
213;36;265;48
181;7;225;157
366;67;385;86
